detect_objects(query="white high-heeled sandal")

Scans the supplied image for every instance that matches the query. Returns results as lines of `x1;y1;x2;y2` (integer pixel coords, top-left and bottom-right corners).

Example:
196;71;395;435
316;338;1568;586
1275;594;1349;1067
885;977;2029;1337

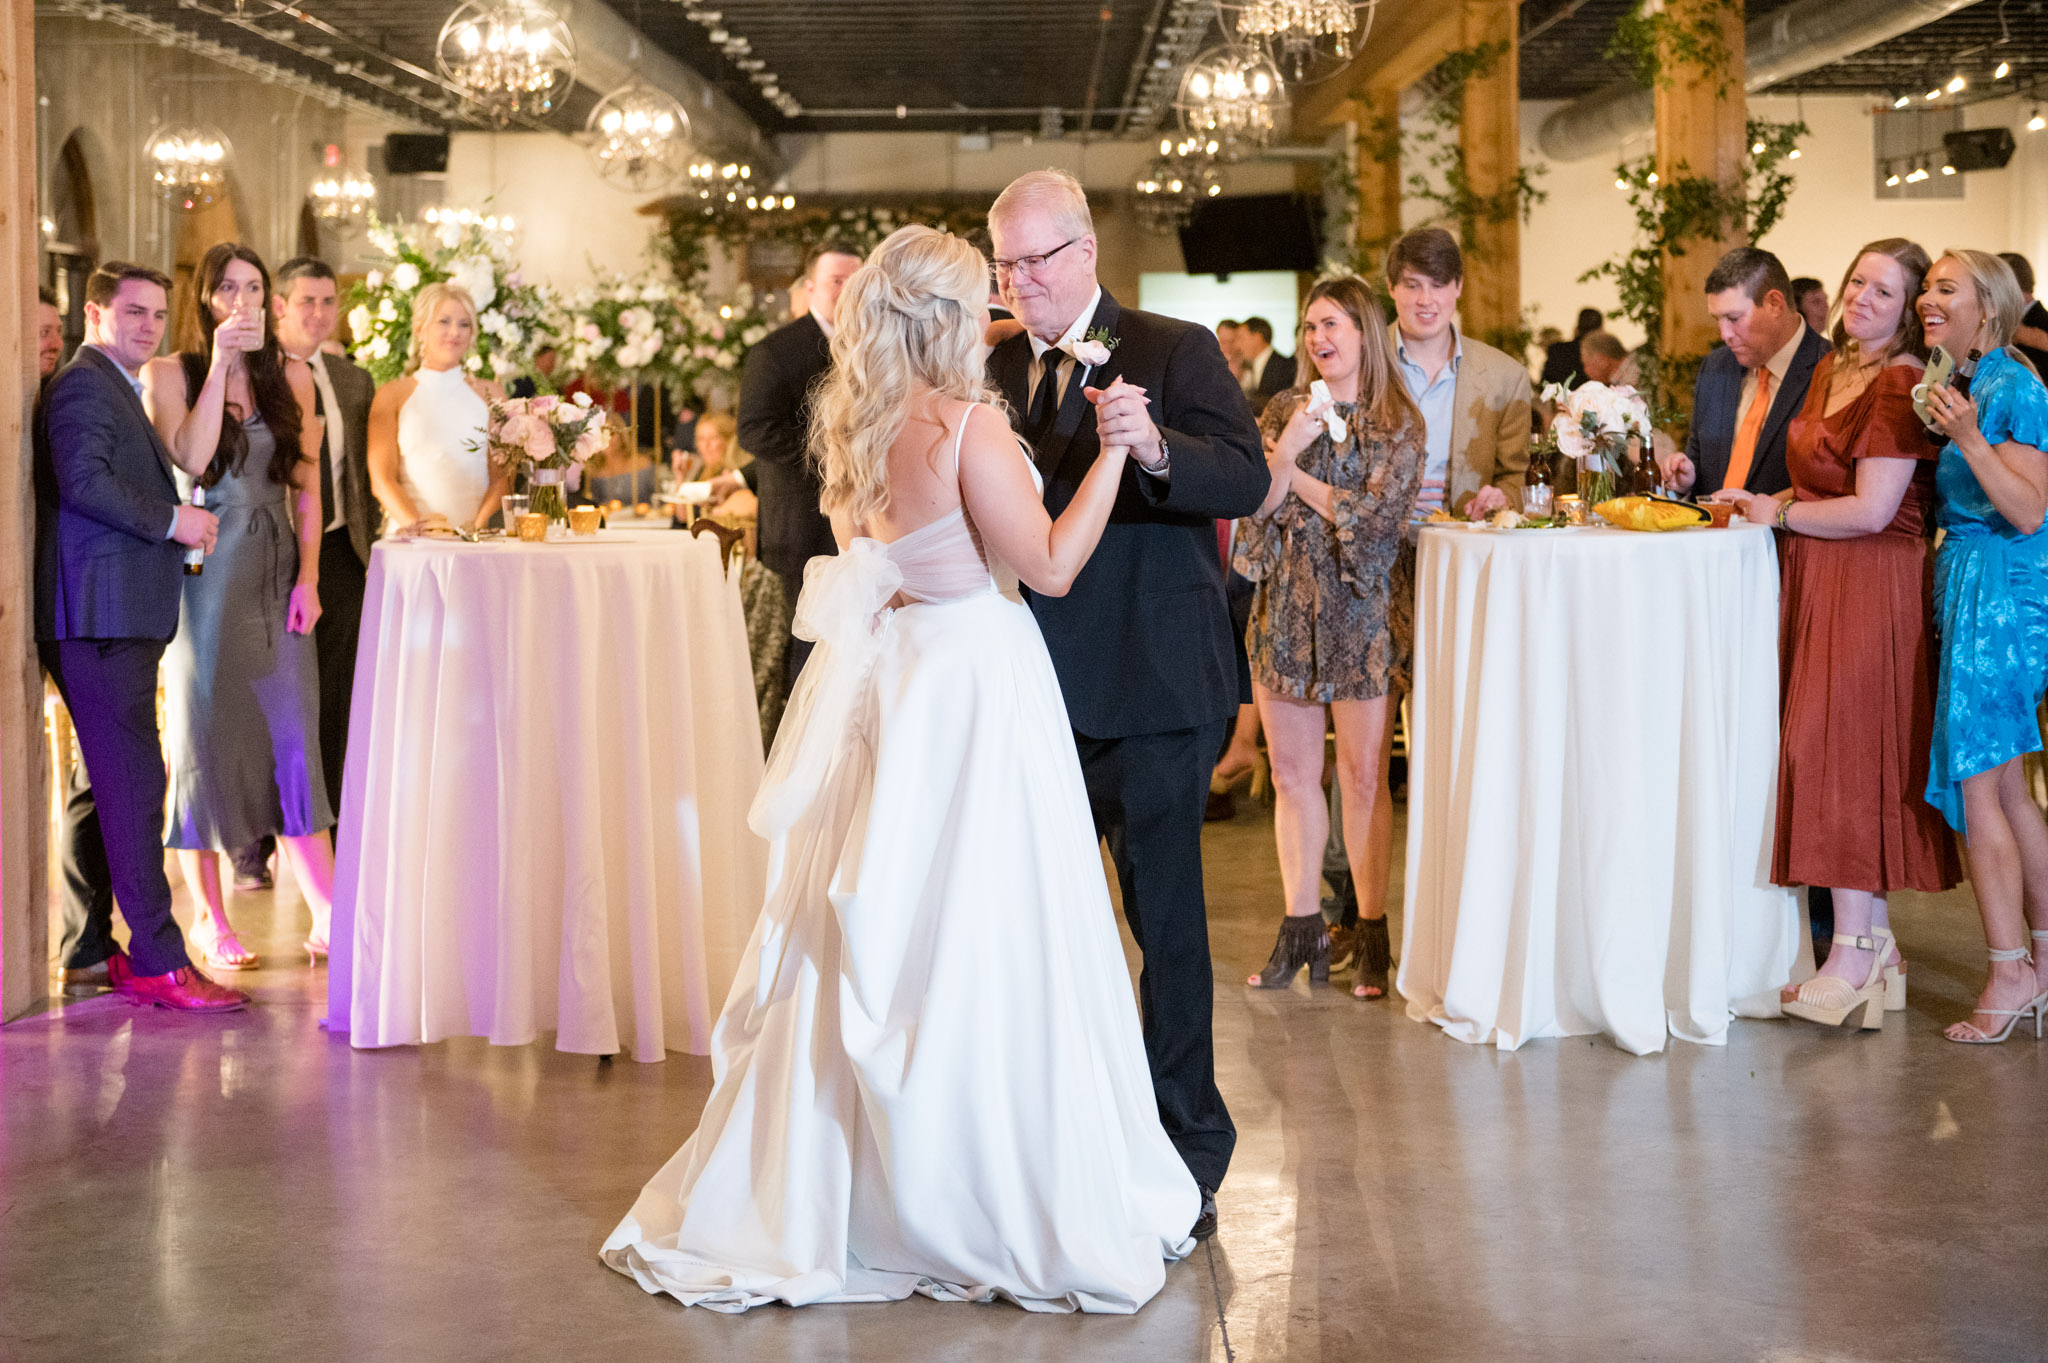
1945;946;2048;1045
1784;931;1890;1030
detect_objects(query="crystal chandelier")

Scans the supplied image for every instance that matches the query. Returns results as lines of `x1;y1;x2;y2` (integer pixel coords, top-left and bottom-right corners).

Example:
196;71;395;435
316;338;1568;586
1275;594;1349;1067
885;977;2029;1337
309;171;377;225
1176;47;1287;159
436;0;577;125
1230;0;1376;81
146;125;233;211
1133;135;1222;234
587;77;692;191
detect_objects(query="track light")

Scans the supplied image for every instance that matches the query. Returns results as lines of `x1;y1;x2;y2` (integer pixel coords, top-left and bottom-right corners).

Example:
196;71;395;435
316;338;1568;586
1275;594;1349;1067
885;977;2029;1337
1885;166;1900;187
1947;74;1966;93
1941;161;1957;175
1893;93;1911;109
2030;109;2046;133
1926;86;1943;101
1994;61;2010;80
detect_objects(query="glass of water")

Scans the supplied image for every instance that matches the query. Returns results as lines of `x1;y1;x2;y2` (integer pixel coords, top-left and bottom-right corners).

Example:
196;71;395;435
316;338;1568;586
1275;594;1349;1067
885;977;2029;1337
500;493;529;531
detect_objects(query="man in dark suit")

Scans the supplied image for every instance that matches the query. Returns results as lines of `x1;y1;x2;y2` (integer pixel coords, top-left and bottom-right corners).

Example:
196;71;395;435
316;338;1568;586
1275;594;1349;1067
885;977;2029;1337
737;240;864;695
274;257;377;820
35;261;246;1012
1540;307;1604;387
1657;246;1832;947
988;170;1268;1242
1237;316;1297;416
1659;246;1828;501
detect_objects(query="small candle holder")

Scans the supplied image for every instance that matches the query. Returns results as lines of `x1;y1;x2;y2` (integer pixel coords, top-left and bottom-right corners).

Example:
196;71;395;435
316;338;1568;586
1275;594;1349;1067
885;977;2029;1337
516;512;549;543
1557;495;1587;526
569;505;603;536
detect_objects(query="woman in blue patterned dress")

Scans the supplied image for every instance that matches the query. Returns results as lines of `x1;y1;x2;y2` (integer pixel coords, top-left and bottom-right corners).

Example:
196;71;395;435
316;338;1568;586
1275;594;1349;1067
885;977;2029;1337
1919;249;2048;1043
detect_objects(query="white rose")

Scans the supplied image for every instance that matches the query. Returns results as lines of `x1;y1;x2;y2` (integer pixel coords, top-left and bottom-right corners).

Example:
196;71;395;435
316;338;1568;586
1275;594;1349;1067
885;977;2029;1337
501;323;523;350
391;262;421;292
378;298;398;322
436;222;463;249
347;305;372;338
448;256;496;312
640;284;667;302
367;335;391;360
571;391;593;408
479;309;505;336
466;354;483;372
366;270;385;291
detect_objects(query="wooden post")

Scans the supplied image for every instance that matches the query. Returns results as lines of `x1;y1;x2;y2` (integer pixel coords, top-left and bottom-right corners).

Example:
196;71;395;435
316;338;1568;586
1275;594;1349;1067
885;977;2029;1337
1457;0;1521;348
1351;86;1403;277
2;1;51;1021
1655;0;1747;362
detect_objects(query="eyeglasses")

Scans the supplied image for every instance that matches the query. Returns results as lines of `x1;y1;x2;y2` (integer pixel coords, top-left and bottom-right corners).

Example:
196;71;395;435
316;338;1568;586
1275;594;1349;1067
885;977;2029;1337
991;237;1081;280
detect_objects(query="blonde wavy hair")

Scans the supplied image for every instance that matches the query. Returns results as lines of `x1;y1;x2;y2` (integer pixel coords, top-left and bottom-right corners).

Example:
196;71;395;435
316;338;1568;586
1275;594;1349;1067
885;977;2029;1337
406;282;478;375
809;226;1002;524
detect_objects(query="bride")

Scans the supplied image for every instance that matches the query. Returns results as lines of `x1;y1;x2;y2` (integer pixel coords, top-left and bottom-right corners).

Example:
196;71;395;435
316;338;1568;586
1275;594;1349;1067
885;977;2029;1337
601;226;1200;1313
367;281;509;533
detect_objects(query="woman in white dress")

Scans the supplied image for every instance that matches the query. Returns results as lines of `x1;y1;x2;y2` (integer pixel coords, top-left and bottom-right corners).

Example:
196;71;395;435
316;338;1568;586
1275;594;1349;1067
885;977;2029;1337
602;226;1200;1314
367;282;509;533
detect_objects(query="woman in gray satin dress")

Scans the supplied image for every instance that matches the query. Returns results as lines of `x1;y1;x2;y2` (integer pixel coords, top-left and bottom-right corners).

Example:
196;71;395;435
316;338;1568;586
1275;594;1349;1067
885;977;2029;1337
142;243;336;972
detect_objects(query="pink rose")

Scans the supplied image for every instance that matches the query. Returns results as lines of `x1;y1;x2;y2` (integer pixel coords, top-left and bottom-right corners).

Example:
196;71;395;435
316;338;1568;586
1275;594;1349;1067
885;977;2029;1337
533;394;560;414
572;425;610;461
524;422;557;462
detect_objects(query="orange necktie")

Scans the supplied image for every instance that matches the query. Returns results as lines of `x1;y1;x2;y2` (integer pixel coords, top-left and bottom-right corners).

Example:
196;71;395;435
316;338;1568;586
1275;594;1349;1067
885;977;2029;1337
1722;368;1773;493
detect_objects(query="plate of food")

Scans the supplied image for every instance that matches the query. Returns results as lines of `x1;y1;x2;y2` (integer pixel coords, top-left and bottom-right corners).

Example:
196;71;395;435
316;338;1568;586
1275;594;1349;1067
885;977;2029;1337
1593;495;1709;532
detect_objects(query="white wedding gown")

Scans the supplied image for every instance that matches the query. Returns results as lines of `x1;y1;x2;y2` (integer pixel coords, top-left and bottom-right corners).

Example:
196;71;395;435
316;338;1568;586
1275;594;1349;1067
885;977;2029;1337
601;407;1198;1314
393;363;490;528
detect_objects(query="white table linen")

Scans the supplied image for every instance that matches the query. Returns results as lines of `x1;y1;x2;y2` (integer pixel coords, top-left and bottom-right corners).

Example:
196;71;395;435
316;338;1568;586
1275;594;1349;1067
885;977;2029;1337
1399;522;1804;1054
326;528;766;1062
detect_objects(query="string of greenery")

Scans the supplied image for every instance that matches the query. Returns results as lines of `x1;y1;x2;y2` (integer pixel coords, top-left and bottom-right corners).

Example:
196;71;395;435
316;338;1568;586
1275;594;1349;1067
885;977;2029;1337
1605;0;1745;96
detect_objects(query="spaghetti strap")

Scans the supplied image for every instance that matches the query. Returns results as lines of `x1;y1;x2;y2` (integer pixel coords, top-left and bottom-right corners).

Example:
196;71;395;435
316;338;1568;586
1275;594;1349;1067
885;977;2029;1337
950;401;979;479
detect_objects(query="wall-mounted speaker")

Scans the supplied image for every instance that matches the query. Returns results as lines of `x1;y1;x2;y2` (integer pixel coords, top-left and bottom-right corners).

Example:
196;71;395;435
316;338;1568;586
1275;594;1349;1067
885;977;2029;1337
382;134;450;176
1942;127;2016;172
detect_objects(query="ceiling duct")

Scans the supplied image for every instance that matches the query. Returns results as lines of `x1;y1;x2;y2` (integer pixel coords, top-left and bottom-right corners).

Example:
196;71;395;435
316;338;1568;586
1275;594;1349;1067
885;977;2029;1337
559;0;775;173
1538;0;1978;163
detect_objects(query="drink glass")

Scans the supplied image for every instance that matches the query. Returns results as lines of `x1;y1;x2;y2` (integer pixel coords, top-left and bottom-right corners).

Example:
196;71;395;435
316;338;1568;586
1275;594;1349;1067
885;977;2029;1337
1525;483;1554;519
501;493;530;531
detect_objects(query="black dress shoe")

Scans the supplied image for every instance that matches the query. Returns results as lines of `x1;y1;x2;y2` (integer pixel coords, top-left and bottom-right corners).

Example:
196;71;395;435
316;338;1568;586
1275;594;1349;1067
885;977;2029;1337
55;959;112;994
1204;790;1236;822
1191;1183;1217;1242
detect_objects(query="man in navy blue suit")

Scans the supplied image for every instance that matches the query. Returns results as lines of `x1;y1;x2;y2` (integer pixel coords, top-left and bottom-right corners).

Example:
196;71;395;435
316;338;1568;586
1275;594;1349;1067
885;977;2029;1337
35;262;247;1012
988;170;1268;1243
1656;245;1834;947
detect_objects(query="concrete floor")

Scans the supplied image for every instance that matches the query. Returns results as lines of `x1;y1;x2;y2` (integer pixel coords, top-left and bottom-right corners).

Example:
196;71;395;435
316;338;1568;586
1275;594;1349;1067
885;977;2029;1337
4;805;2045;1363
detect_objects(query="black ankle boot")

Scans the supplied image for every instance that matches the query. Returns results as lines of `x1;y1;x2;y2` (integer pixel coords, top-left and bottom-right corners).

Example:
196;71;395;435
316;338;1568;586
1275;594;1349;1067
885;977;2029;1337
1250;915;1330;989
1352;917;1392;999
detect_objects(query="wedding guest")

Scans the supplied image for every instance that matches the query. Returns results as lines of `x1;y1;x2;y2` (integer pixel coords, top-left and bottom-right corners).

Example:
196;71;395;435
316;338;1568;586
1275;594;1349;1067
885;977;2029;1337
1345;228;1528;980
1998;253;2048;374
1540;307;1603;386
37;285;64;384
367;282;509;533
665;395;703;473
1792;276;1831;336
1916;250;2048;1044
678;413;757;518
272;256;376;826
739;239;862;693
142;243;337;969
1717;239;1961;1029
1657;248;1828;500
34;261;245;1011
1238;317;1298;416
1216;319;1246;383
1237;278;1424;998
988;168;1268;1239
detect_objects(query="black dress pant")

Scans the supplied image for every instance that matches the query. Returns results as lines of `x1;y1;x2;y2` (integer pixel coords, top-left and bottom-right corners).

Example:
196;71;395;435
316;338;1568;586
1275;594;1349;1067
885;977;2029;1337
53;746;114;970
40;639;191;977
1075;720;1236;1193
314;527;368;820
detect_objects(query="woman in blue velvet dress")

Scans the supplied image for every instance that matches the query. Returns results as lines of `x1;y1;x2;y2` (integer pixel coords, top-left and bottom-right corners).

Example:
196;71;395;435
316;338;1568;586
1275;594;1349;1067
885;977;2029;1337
1919;249;2048;1043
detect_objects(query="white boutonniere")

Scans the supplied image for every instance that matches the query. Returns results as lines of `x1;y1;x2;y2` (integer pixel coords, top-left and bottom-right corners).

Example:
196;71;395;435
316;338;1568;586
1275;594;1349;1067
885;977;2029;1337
1068;327;1119;368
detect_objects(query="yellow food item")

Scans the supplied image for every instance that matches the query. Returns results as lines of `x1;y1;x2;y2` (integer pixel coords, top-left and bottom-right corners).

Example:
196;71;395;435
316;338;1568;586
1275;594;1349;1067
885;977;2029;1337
1594;495;1708;532
1425;509;1455;523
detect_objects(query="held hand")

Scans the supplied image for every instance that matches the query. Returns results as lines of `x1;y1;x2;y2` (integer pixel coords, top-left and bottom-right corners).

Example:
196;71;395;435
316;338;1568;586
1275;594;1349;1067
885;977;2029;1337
402;512;452;538
1712;489;1774;525
1924;384;1984;449
1082;380;1159;466
213;308;263;362
1414;476;1448;517
1657;448;1696;494
708;471;745;499
286;582;322;635
1273;402;1325;463
170;504;219;553
1464;485;1509;522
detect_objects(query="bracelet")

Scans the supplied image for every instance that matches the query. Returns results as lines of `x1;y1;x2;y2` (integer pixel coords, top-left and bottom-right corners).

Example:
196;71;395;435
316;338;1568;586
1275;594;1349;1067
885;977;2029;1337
1775;499;1791;530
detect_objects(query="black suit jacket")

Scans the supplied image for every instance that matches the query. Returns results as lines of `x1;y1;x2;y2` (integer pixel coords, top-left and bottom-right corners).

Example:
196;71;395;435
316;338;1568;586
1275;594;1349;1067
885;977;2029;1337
1683;326;1829;497
1249;349;1297;416
737;313;836;581
314;351;379;566
990;290;1269;740
34;346;187;642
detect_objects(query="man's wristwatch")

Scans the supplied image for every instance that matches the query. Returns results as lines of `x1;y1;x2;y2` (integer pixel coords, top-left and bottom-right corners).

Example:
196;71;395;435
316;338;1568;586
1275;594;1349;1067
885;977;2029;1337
1136;437;1170;476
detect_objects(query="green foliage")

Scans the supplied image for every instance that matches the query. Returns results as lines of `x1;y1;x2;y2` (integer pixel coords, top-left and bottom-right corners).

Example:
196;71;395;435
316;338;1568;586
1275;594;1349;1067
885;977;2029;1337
1604;0;1743;94
1577;118;1807;412
658;201;988;287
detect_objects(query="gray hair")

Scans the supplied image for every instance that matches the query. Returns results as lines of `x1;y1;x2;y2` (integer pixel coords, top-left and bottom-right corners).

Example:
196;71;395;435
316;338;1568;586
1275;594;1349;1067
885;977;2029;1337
990;169;1094;241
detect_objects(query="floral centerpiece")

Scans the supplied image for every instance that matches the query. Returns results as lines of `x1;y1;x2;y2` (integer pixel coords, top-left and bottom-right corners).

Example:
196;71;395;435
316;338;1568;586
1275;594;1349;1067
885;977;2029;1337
561;274;687;390
1540;377;1653;507
671;284;775;402
479;391;610;522
344;213;557;387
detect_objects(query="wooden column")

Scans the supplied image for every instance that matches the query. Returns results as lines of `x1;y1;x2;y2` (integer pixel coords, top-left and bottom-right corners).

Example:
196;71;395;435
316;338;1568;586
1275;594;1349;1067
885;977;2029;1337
1352;85;1403;273
1457;0;1520;346
2;1;49;1022
1655;0;1747;361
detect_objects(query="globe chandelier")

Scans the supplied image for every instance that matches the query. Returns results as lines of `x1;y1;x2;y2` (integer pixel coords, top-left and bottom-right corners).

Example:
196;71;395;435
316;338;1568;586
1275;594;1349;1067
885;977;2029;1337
309;171;377;225
1175;45;1287;159
587;76;692;190
436;0;577;125
146;125;233;211
1227;0;1377;82
1133;135;1223;235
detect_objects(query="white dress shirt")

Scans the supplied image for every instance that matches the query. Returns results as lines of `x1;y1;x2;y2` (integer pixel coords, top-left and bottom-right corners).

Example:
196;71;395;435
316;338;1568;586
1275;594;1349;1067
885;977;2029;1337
291;347;349;534
1025;285;1103;411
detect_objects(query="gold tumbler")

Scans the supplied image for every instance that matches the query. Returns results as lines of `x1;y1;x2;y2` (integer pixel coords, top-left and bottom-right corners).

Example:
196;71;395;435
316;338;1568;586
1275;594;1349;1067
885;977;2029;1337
516;512;549;543
569;505;603;536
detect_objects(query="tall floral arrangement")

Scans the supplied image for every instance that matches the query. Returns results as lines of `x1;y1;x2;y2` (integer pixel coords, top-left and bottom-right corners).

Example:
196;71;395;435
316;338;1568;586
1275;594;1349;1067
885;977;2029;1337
672;284;775;400
343;213;557;386
479;391;610;522
1541;378;1652;506
560;275;688;390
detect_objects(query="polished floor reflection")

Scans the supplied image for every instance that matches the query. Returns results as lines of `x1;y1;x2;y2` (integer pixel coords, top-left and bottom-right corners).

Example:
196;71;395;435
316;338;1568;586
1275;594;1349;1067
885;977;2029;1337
3;809;2044;1361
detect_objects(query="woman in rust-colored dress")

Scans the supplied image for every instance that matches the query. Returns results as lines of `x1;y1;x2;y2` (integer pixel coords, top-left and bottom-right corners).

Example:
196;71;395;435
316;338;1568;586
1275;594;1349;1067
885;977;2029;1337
1721;238;1961;1031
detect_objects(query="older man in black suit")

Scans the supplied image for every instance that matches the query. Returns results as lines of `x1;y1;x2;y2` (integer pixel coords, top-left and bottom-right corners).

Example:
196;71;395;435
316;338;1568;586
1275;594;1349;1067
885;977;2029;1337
737;240;865;697
988;169;1268;1242
35;262;246;1012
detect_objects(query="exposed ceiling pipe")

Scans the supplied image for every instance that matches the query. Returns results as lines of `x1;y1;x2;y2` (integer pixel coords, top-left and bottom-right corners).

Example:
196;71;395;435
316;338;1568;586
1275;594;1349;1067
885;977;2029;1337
558;0;775;172
1537;0;1979;162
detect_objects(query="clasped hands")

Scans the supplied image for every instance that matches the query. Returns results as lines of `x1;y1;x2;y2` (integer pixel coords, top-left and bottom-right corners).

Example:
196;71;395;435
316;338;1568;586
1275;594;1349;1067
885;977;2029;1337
1081;378;1163;469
